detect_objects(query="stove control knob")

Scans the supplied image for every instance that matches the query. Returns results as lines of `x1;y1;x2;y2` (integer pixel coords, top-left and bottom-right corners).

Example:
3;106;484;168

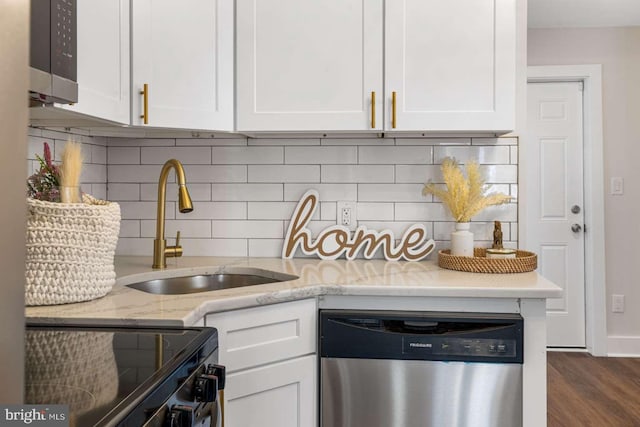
206;364;226;390
165;405;193;427
194;374;217;403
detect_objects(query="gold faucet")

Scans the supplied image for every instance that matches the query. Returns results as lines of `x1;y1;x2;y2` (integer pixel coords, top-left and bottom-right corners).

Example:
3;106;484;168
153;159;193;269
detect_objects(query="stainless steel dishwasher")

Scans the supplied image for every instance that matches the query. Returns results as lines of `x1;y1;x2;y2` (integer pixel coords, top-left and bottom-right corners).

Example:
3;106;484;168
320;310;524;427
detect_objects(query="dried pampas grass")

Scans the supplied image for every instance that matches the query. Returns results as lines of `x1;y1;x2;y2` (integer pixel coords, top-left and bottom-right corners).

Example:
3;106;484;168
423;157;511;223
60;141;83;188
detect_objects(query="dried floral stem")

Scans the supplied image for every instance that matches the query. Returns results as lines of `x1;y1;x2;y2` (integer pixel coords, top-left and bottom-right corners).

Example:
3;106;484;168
422;157;511;222
60;141;83;188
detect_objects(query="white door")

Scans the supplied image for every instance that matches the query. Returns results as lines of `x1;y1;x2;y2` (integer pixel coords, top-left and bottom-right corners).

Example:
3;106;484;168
236;0;383;132
525;81;585;347
384;0;516;132
131;0;233;130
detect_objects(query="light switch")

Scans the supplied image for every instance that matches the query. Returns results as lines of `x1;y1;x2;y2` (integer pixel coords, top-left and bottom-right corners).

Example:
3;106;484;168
611;177;624;195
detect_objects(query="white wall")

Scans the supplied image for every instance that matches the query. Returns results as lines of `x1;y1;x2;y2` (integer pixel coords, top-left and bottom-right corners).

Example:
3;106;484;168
528;27;640;345
0;0;28;403
106;136;519;258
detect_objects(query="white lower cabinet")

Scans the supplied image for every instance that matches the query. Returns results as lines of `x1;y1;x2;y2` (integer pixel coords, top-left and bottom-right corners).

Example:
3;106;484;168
205;298;317;427
224;355;316;427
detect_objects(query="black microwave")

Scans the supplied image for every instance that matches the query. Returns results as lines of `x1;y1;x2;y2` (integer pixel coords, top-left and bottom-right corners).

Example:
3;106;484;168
30;0;78;104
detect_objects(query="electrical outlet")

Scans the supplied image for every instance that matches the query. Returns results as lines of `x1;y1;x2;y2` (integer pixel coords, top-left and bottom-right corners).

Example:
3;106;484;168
336;201;357;231
612;294;625;313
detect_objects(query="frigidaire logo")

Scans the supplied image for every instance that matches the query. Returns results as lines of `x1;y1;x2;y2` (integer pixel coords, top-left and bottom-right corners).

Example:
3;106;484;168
1;405;68;426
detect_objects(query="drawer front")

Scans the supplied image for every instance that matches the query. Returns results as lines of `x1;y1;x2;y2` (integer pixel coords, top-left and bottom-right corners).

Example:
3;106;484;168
206;298;317;372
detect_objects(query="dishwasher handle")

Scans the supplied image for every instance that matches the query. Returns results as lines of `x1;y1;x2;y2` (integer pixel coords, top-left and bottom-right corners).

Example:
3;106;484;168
332;317;517;336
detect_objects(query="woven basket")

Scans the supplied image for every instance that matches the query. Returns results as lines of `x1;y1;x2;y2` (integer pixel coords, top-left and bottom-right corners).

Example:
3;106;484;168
438;248;537;274
25;195;121;306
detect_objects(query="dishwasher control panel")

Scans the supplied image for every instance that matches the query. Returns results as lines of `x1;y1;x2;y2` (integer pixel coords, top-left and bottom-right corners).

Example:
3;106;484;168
320;310;524;364
404;337;517;358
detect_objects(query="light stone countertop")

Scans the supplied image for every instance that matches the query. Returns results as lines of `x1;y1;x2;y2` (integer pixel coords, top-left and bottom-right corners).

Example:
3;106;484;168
25;256;562;326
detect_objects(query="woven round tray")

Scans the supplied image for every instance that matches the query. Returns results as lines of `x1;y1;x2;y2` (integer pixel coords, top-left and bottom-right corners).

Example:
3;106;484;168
438;248;537;274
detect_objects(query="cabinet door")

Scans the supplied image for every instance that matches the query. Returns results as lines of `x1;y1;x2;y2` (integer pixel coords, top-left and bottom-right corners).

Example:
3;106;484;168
385;0;516;132
205;298;316;373
236;0;383;132
224;355;317;427
58;0;130;124
131;0;233;130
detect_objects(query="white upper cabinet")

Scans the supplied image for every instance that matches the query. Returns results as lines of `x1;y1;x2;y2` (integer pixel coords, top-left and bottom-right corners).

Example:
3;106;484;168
385;0;516;132
236;0;384;132
57;0;130;124
236;0;516;133
131;0;233;130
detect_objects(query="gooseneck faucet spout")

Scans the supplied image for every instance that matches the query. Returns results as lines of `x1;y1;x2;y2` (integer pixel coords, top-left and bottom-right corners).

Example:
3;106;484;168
153;159;193;269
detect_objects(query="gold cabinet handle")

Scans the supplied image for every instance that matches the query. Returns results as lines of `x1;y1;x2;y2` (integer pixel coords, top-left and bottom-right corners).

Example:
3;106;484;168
140;83;149;124
392;91;397;129
371;91;376;128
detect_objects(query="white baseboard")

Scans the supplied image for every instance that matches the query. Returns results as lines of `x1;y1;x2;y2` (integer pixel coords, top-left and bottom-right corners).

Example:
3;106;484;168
607;335;640;357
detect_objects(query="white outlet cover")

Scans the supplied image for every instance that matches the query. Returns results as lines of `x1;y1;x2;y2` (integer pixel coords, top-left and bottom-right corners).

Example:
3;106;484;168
336;201;357;231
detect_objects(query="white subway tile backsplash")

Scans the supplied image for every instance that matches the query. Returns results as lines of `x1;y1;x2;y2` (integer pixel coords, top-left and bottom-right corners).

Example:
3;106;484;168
27;129;520;257
212;184;283;201
321;165;394;183
81;164;107;184
108;165;170;183
91;145;107;164
359;146;433;165
28;136;53;159
108;183;140;201
90;183;107;200
118;220;141;238
183;202;246;220
472;204;517;222
481;165;518;183
141;146;212;165
285;146;357;164
140;219;212;238
213;147;283;164
108;147;141;164
180;239;248;257
213;220;283;238
358;184;425;202
395;202;449;222
248;165;320;183
434;146;510;164
396;165;442;183
357;203;394;221
248;239;283;257
140;183;211;201
185;165;247;183
284;184;357;202
119;202;176;220
247;202;311;220
320;202;337;221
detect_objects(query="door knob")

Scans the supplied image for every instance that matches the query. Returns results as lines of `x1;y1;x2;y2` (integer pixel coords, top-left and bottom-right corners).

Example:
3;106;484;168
571;224;582;233
571;205;581;214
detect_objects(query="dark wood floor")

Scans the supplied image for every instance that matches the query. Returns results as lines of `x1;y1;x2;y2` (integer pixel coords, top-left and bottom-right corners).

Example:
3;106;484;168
547;352;640;426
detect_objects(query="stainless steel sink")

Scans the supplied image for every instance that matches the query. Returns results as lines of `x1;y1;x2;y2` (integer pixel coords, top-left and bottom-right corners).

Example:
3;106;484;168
126;268;298;295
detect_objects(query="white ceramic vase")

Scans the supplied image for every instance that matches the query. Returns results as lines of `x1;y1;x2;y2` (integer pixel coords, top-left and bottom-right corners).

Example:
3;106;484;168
451;222;474;257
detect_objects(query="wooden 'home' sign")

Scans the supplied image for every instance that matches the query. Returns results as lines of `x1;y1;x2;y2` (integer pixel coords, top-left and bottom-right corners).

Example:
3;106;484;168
282;190;435;261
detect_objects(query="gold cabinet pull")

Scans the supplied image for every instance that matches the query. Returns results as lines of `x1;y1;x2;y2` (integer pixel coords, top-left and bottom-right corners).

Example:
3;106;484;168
391;91;397;129
371;91;376;128
140;83;149;124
